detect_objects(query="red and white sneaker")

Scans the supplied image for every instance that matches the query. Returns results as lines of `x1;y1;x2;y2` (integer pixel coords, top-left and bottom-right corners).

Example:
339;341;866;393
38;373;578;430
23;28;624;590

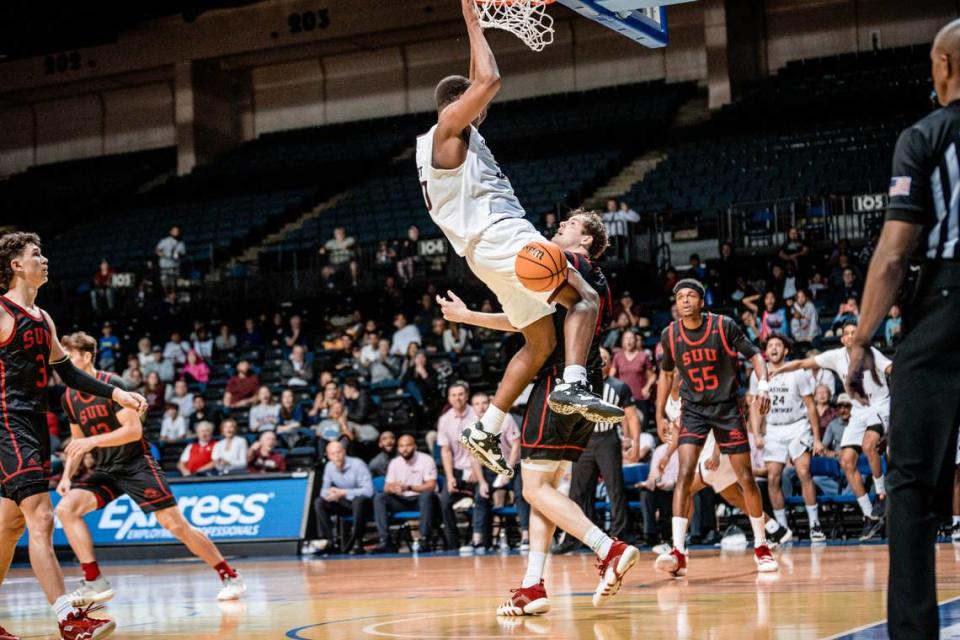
59;604;115;640
593;540;640;607
655;548;688;578
754;545;778;572
496;580;550;616
0;625;20;640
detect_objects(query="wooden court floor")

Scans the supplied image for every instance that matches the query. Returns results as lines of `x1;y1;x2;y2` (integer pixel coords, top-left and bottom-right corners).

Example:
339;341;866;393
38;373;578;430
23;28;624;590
3;543;960;639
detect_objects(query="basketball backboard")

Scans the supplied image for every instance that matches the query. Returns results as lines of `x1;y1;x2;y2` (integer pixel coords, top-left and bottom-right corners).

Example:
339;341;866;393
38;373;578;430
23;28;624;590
557;0;696;48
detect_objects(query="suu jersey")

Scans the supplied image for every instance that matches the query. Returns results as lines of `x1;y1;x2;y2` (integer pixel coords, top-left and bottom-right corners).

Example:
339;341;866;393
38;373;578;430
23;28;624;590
415;124;526;257
61;371;145;471
538;251;611;381
660;313;760;407
748;369;815;426
0;296;51;414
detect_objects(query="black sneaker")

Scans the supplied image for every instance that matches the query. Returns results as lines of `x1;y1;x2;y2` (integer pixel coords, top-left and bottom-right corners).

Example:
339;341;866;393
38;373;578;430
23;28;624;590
767;524;793;548
459;422;513;477
701;530;721;546
548;381;624;424
859;515;884;542
809;524;827;543
551;534;585;555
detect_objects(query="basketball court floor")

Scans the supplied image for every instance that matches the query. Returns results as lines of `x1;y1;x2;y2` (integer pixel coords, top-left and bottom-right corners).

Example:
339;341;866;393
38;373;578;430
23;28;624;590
3;543;960;639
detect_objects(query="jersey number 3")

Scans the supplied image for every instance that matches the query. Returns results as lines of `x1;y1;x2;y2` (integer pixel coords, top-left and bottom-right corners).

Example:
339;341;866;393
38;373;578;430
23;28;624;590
688;366;719;393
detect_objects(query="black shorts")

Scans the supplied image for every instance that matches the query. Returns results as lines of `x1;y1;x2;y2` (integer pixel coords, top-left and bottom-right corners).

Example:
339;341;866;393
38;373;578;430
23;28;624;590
520;374;599;463
0;413;51;504
678;400;750;455
74;455;176;513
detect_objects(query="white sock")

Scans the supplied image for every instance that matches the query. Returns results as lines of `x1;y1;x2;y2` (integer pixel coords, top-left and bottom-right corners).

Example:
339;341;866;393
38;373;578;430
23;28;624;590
750;516;767;547
480;404;507;436
522;551;547;588
873;475;885;495
773;509;788;529
806;504;820;527
584;525;614;559
672;516;689;553
953;515;960;526
53;595;74;623
764;519;781;534
856;494;873;517
562;365;587;385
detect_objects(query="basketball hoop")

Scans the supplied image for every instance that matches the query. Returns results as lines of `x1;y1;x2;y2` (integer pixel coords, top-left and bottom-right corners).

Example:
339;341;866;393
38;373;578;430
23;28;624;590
474;0;556;52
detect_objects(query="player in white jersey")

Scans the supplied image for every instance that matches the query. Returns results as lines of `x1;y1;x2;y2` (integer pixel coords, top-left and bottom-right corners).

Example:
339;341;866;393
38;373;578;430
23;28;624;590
772;321;892;541
417;0;623;478
747;335;825;542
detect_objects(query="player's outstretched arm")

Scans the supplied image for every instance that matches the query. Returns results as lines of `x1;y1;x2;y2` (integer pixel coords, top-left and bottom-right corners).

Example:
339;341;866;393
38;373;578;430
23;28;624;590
770;355;817;375
436;291;519;332
65;408;143;460
437;0;502;139
42;310;147;413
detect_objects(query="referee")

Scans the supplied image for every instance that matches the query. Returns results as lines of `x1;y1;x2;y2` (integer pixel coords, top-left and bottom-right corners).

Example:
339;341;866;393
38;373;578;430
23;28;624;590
847;19;960;640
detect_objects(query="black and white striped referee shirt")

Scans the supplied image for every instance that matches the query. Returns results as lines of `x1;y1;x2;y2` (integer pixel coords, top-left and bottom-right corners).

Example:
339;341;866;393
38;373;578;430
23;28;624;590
594;376;633;433
888;100;960;259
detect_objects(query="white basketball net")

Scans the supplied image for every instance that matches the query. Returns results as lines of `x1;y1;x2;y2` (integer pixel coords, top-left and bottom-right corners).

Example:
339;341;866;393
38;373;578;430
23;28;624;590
475;0;556;52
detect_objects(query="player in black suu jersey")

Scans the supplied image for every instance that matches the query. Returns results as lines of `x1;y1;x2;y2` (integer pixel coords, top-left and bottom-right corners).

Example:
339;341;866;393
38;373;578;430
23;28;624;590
437;210;640;617
0;232;147;640
54;332;245;606
653;278;777;577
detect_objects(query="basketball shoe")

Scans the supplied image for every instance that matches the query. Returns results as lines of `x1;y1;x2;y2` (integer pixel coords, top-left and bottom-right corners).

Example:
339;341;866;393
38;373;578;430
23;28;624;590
655;548;687;577
460;423;512;477
766;523;793;548
809;524;827;543
754;545;778;572
0;625;19;640
548;382;624;424
67;576;115;607
859;515;884;542
593;540;640;606
59;604;115;640
496;580;550;616
217;574;246;601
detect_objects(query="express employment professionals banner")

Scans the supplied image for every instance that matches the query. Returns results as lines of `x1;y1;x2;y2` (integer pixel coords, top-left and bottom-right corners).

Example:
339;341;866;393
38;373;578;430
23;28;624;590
17;473;313;548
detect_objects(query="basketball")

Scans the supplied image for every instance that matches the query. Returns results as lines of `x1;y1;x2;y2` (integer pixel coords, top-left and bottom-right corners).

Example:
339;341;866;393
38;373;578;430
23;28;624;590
515;240;568;292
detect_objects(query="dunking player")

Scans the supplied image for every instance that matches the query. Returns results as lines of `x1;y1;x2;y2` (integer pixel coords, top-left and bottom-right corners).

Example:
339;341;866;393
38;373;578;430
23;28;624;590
438;211;640;615
54;332;245;605
417;0;623;478
747;334;826;542
771;321;891;541
653;279;778;576
0;232;147;640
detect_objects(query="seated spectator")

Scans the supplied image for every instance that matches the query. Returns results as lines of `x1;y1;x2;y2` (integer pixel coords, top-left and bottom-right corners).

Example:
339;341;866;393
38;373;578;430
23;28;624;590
249;386;281;432
375;240;398;276
283;314;309;352
368;431;397;478
808;271;829;300
160;403;188;442
222;360;260;409
121;355;141;386
192;326;214;360
540;211;560;238
601;198;640;239
97;323;120;372
125;368;144;393
789;289;820;345
342;378;372;424
396;225;420;285
164;331;189;365
814;384;837;428
368;338;401;383
830;297;860;333
390;313;421;356
143;371;167;413
320;227;359;287
307;441;374;555
602;312;632;351
247;430;287;473
166;380;194;419
639;441;679;546
238;318;262;348
137;337;153;368
282;344;314;387
437;383;481;552
143;346;175;383
744;291;790;341
315;400;357;449
838;266;862;303
636;430;656;462
333;334;361;372
740;309;761;344
884;304;902;347
469;391;520;552
215;323;237;352
414;294;440;338
91;259;116;313
180;350;210;389
371;434;438;553
822;394;853;457
401;350;437;411
189;395;216;431
359;332;380;367
423;318;446;353
178;421;217;477
473;300;498;342
277;389;306;430
779;226;810;273
443;321;471;355
212;418;248;474
309;380;341;422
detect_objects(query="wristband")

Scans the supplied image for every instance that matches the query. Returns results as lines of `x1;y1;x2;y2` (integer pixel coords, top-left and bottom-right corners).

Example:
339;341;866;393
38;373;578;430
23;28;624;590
756;379;770;393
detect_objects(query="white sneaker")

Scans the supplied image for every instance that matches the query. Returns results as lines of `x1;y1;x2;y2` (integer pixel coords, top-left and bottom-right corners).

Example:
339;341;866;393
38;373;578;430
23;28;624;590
754;545;778;572
218;573;246;601
67;576;115;607
651;543;672;556
459;544;475;556
519;540;530;552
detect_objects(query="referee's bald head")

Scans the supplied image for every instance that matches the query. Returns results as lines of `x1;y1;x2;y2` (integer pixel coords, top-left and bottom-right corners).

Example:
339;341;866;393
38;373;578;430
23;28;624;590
933;19;960;106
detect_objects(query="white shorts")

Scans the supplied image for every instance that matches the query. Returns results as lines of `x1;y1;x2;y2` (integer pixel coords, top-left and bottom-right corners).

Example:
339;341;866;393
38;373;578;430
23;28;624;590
465;217;558;329
840;403;889;450
698;433;738;492
762;418;813;464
